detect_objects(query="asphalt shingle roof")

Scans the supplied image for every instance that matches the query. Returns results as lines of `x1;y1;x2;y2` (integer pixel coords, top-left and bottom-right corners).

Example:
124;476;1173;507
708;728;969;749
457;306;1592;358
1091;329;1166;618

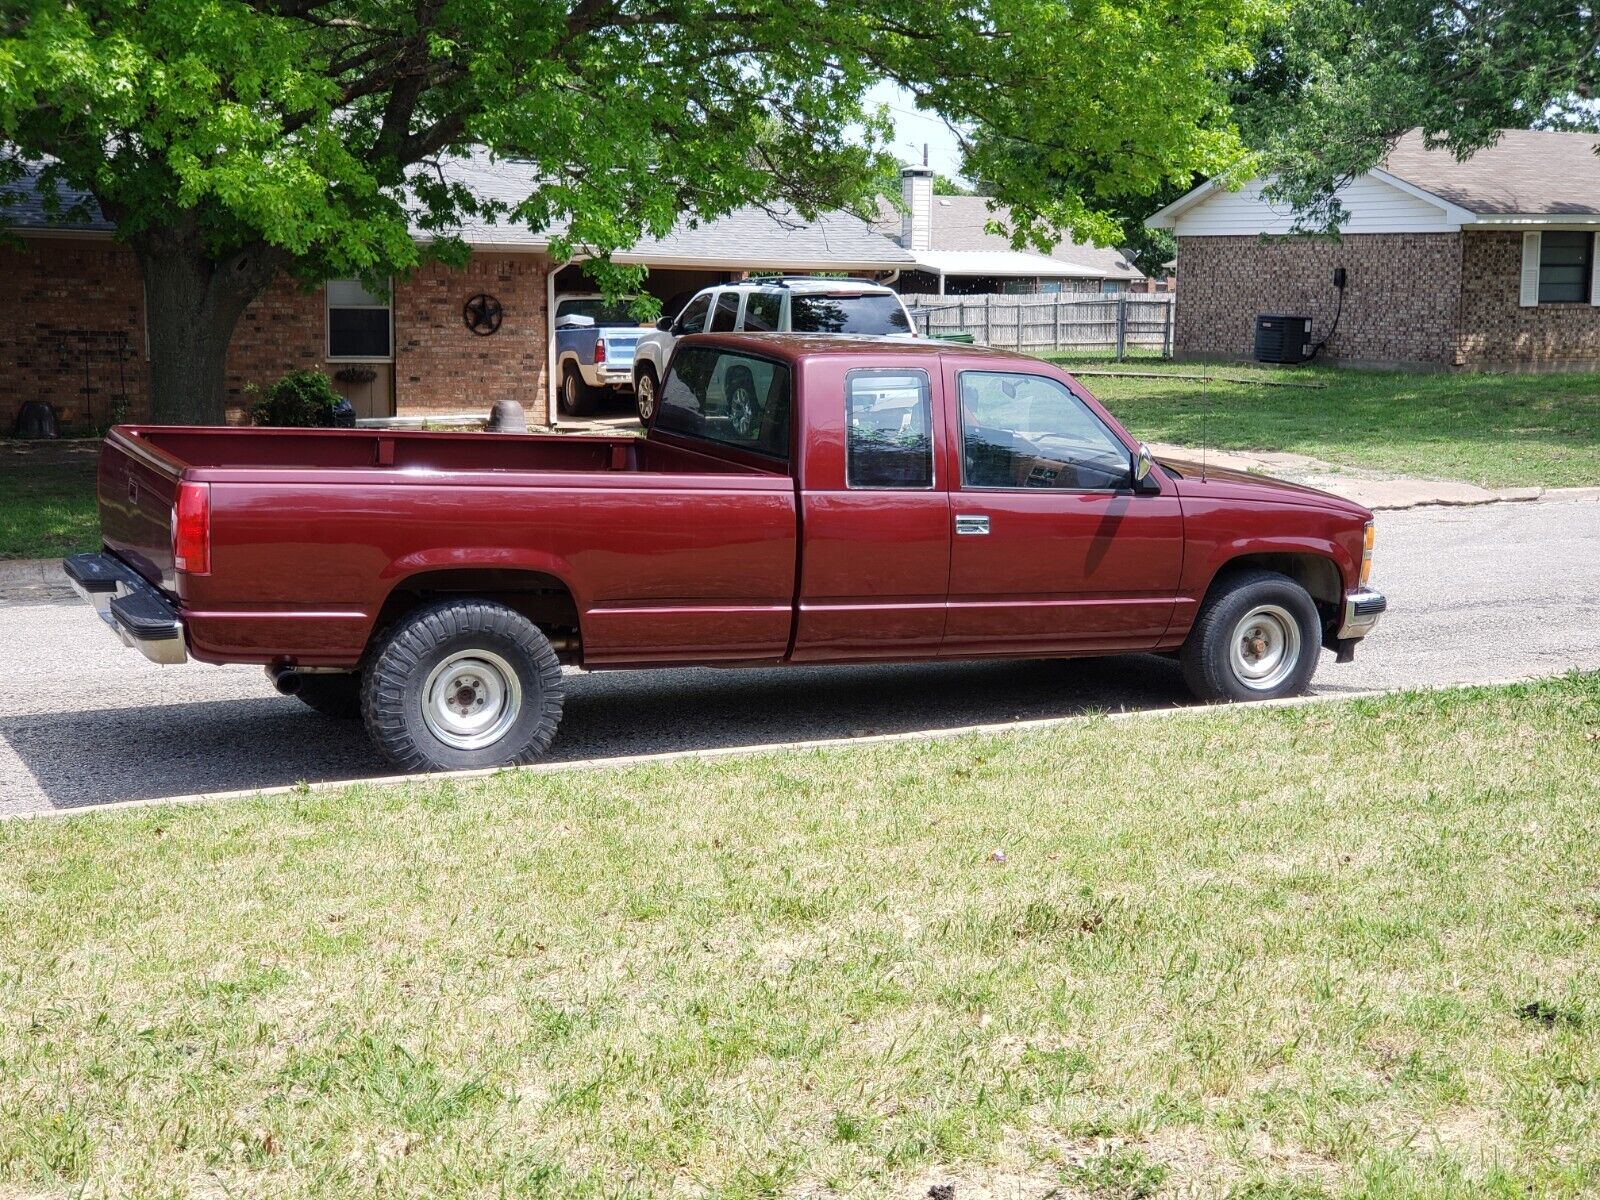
1380;128;1600;216
0;160;112;231
0;151;913;268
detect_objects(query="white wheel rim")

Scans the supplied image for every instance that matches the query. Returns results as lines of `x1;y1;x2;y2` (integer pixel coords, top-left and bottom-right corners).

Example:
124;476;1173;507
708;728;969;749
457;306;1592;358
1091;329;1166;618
730;384;757;437
639;377;655;418
421;650;522;750
1229;604;1301;691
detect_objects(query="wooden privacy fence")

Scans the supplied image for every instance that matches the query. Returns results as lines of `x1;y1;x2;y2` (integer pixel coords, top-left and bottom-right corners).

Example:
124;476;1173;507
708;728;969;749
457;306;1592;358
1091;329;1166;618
903;293;1175;358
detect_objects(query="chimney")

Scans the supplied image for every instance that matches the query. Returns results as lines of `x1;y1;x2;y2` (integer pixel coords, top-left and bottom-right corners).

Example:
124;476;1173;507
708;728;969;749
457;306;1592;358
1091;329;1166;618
900;165;934;251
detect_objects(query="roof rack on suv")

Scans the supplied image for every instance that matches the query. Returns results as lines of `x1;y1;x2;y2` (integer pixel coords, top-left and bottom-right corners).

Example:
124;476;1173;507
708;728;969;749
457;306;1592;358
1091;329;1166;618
744;275;888;289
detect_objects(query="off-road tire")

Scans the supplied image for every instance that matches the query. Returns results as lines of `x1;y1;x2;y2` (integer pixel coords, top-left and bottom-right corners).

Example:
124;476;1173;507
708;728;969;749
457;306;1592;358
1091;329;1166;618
293;672;362;719
559;363;597;418
361;599;565;772
635;366;660;424
1180;568;1322;702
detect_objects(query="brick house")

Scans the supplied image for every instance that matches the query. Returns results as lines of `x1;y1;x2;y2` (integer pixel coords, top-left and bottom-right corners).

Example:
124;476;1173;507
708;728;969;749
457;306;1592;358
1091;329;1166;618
1;154;912;432
1147;129;1600;369
871;166;1148;296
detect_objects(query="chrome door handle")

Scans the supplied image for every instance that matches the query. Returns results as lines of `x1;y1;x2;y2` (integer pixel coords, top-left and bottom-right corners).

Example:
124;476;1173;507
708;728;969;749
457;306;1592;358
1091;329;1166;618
955;514;990;536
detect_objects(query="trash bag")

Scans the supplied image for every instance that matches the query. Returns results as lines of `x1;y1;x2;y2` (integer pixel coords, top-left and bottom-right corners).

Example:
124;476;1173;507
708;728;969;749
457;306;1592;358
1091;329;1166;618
13;401;61;440
331;398;357;428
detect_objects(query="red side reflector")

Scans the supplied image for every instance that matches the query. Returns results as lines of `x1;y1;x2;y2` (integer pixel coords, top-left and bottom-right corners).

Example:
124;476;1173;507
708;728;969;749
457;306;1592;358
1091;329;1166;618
173;481;211;575
594;338;606;363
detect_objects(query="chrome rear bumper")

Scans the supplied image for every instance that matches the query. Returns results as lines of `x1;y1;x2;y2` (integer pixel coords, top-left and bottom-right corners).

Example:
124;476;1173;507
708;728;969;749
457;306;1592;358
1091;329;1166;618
63;552;188;666
1336;587;1387;641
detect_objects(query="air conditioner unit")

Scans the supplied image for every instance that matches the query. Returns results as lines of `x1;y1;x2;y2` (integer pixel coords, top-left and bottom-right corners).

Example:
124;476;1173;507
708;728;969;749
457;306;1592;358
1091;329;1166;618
1254;314;1313;364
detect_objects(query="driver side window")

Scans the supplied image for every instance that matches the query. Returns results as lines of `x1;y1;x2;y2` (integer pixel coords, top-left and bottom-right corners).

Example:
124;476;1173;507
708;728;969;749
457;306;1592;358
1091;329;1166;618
958;372;1132;491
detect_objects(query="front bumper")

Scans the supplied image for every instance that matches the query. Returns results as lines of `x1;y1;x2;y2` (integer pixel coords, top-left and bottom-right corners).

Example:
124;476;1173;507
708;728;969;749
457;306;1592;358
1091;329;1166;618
1336;587;1387;641
63;552;188;666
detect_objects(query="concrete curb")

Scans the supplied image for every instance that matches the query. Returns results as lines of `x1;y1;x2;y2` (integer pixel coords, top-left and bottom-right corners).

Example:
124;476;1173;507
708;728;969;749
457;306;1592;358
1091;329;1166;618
3;674;1554;823
0;557;61;586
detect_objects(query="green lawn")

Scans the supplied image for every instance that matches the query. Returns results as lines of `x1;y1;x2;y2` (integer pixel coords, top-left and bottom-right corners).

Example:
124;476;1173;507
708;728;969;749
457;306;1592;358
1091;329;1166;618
1045;357;1600;488
0;444;100;560
3;675;1598;1198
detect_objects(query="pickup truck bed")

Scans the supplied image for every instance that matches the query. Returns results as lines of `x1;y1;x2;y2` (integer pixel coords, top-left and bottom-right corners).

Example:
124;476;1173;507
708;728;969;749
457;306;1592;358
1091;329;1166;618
71;334;1385;773
96;425;798;667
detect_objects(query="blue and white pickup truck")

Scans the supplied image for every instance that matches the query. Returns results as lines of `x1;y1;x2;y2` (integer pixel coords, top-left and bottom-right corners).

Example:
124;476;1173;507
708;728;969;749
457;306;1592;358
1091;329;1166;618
554;294;652;417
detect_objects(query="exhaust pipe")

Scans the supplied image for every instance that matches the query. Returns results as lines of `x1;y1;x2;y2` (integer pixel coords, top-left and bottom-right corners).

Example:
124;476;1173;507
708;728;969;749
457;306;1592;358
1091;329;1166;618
267;664;302;696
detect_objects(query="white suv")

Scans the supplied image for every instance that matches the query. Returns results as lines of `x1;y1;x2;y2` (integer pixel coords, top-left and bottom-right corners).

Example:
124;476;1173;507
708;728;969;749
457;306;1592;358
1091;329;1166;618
631;277;916;421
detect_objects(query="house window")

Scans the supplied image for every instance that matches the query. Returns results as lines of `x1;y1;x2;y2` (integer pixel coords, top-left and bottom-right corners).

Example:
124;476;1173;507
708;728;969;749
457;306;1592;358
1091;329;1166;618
326;278;393;360
1538;233;1593;304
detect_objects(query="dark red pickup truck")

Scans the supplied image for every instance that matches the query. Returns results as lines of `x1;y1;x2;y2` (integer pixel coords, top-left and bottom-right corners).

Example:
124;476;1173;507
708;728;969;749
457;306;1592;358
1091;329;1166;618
67;334;1385;771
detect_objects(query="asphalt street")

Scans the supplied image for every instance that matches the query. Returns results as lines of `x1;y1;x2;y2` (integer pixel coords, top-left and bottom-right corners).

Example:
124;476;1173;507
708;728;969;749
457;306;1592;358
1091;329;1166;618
3;498;1596;815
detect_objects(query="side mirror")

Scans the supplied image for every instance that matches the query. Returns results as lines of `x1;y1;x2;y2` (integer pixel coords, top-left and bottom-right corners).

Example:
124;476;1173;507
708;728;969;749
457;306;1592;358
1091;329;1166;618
1132;443;1159;492
656;317;674;332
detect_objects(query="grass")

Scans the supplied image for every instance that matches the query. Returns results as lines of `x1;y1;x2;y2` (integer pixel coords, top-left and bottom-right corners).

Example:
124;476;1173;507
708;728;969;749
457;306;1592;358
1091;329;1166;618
0;444;100;560
3;674;1599;1198
1043;357;1600;488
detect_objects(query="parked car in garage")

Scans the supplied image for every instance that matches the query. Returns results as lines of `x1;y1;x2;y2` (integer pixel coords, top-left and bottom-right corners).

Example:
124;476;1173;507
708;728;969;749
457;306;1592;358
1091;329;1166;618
631;277;916;421
554;293;652;417
69;335;1383;773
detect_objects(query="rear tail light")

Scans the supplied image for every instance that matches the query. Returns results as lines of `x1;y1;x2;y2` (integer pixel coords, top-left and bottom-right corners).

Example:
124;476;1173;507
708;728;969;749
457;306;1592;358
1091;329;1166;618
1360;521;1375;585
173;481;211;575
593;338;606;364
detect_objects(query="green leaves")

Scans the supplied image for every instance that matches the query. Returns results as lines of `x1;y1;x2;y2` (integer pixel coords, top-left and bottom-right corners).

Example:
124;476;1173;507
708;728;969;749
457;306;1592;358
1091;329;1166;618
0;0;1267;280
1236;0;1600;231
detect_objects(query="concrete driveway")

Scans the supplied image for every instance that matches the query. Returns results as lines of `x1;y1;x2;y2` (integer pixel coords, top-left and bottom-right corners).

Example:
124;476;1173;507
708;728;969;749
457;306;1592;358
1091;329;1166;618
4;498;1598;815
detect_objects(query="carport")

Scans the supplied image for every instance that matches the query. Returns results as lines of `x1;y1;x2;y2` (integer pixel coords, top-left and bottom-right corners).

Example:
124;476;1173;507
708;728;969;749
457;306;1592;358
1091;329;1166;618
545;203;915;424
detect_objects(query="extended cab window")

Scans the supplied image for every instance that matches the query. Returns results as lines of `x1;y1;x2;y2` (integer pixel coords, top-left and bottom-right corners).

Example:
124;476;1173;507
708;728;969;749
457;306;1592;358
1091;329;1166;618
673;292;712;334
656;346;792;461
846;370;933;488
959;371;1132;491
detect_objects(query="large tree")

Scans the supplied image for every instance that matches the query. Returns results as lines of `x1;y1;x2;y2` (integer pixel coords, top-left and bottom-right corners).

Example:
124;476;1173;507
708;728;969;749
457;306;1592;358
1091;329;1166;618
1235;0;1600;229
0;0;1265;423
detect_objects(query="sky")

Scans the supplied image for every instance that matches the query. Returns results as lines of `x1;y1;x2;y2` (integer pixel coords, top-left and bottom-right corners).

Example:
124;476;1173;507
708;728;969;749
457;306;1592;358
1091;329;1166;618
862;81;967;179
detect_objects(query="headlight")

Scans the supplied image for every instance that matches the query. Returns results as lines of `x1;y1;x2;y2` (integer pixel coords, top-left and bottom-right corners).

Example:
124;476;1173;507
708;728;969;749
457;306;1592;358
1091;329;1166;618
1360;521;1375;585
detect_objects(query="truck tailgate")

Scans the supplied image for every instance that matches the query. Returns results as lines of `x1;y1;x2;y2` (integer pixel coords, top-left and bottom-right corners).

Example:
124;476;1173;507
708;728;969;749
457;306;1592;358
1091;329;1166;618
98;429;183;592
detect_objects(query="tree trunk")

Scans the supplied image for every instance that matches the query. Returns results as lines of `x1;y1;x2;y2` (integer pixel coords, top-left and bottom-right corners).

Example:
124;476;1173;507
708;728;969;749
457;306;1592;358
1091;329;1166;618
135;226;283;425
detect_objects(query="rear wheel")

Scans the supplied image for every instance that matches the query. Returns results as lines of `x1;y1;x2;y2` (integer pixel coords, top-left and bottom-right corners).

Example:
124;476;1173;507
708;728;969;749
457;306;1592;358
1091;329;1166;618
361;599;565;771
293;672;362;719
635;366;660;423
1180;569;1322;702
559;363;597;418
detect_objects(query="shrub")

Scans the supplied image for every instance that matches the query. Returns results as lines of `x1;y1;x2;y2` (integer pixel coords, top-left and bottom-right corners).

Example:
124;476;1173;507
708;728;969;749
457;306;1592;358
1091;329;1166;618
251;370;343;427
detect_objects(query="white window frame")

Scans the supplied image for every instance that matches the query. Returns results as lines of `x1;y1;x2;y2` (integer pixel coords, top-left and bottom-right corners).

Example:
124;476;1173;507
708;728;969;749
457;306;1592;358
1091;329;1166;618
1519;231;1600;309
326;277;394;362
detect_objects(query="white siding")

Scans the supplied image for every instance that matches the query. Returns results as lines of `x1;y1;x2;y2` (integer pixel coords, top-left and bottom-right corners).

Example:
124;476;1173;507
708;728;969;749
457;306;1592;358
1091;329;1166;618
1172;176;1458;236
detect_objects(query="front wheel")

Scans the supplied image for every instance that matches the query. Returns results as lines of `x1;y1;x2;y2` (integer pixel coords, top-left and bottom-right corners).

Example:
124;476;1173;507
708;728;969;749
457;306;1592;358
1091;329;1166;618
361;599;565;771
1180;569;1322;702
635;367;659;423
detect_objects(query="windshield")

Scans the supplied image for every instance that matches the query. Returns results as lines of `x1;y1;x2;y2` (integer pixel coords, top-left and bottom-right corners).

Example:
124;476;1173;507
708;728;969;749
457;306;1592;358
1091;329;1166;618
789;293;912;335
556;297;644;327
